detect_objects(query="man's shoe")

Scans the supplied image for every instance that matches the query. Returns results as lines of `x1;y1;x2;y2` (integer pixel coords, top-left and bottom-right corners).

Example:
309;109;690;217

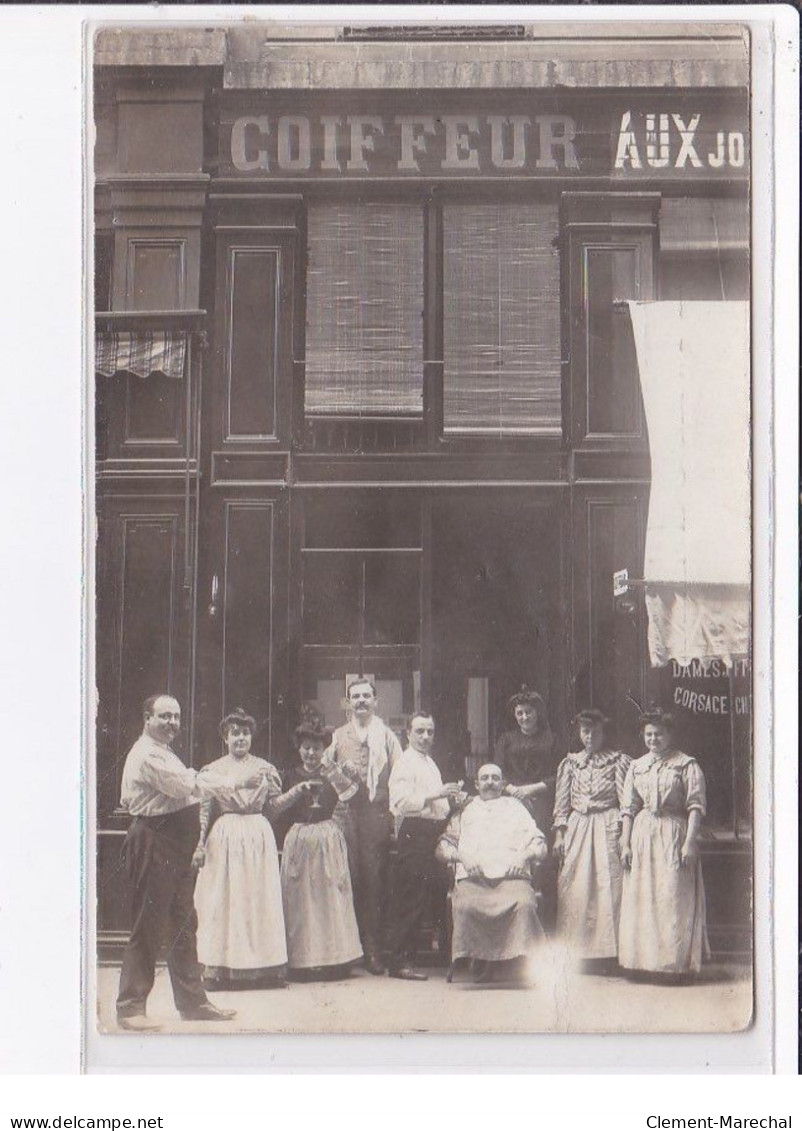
117;1014;162;1033
388;965;428;981
180;1002;236;1022
471;959;495;984
364;954;386;976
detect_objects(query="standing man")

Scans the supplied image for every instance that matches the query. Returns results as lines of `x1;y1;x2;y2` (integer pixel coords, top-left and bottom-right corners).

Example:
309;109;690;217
116;693;253;1030
328;677;403;975
386;712;464;980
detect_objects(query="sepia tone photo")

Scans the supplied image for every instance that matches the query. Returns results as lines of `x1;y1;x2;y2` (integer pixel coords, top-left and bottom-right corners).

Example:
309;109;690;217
91;17;753;1036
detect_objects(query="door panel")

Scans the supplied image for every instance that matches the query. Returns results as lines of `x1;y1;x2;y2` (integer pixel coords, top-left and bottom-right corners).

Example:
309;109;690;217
194;489;290;769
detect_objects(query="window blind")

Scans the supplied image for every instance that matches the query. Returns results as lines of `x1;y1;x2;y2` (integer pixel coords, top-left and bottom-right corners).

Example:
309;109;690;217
443;203;561;435
305;203;424;417
660;197;749;254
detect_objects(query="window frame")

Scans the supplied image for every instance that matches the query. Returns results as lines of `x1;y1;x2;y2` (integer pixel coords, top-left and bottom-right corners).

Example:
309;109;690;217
298;182;568;453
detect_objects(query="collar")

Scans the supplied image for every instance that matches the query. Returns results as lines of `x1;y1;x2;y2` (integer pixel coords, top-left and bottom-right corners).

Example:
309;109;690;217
569;748;619;769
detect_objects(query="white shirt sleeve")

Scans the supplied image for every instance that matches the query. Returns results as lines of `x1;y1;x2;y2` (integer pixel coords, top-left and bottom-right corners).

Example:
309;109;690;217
389;754;428;817
138;747;200;801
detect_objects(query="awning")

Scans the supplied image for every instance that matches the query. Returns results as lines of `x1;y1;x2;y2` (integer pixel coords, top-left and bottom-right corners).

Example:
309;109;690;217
628;300;750;667
95;331;186;380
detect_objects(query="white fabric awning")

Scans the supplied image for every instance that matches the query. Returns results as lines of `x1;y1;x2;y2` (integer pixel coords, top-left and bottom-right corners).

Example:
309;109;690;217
628;300;750;667
95;331;187;380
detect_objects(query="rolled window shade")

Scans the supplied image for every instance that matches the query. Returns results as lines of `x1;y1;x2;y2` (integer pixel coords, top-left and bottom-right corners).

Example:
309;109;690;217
659;197;749;254
443;203;561;435
305;203;424;417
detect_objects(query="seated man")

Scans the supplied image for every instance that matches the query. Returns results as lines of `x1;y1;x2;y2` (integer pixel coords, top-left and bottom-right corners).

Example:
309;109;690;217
436;763;547;984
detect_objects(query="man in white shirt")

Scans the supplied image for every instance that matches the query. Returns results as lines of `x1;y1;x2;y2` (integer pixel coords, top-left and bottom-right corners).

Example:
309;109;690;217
116;693;262;1030
328;677;403;975
386;712;463;980
436;763;547;984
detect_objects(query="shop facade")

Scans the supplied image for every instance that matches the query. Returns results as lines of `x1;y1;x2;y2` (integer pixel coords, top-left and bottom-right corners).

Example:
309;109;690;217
94;24;751;958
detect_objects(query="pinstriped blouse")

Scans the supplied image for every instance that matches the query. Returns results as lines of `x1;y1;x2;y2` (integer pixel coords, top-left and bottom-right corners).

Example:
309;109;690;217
552;749;631;830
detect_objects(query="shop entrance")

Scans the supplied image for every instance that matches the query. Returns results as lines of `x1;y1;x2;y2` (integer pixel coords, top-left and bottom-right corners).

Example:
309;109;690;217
430;496;566;782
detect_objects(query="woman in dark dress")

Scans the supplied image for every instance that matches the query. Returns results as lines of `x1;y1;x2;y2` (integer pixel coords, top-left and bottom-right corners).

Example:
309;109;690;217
275;720;363;980
494;687;559;930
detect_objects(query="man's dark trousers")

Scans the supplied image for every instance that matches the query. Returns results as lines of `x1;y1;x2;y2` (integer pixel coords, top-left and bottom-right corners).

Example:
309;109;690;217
387;816;448;968
341;789;392;959
116;806;207;1018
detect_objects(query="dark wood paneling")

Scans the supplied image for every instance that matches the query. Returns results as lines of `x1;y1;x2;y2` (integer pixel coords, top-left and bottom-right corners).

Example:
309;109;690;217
292;450;567;486
562;192;657;449
211;225;297;450
194;492;290;767
583;245;642;436
127;239;186;310
97;831;129;936
222;501;275;719
124;372;183;445
571;490;647;750
572;448;651;482
96;499;194;823
226;247;279;438
702;841;753;960
211;450;289;485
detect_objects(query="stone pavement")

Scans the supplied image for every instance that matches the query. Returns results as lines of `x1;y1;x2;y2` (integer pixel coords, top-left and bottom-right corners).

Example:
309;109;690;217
96;950;752;1036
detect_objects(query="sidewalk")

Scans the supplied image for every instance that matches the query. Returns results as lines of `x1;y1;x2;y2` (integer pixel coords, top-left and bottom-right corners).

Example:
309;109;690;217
96;951;752;1035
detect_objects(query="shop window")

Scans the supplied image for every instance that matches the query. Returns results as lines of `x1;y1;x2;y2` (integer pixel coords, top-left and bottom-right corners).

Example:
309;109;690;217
305;202;424;418
442;203;561;435
659;197;749;301
300;494;422;728
302;550;420;646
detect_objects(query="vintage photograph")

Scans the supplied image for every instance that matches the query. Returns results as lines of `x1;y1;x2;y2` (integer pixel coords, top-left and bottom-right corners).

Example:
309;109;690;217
91;17;753;1036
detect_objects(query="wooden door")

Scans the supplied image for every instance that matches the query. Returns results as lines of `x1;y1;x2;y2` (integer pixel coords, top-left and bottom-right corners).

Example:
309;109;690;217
193;487;291;769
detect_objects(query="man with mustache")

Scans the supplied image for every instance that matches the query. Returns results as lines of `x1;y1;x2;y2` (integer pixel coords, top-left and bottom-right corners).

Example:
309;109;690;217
436;763;548;984
328;677;403;975
116;693;264;1030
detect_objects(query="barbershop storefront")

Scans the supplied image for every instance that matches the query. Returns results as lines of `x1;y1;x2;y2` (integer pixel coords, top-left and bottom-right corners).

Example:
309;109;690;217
94;26;751;956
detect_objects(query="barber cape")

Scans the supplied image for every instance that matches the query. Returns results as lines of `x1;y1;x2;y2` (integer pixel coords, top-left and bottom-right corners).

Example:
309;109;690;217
457;796;545;880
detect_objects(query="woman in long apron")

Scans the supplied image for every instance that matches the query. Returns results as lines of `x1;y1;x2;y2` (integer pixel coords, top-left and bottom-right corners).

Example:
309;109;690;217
553;709;630;971
193;708;293;989
275;720;363;980
618;708;709;978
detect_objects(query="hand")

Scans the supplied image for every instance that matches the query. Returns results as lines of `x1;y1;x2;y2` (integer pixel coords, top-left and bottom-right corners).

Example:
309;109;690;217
619;844;632;870
553;832;565;862
191;844;206;871
465;863;485;880
318;751;335;773
242;770;266;789
439;782;463;799
505;863;530;880
295;780;314;795
340;760;361;782
509;786;528;802
680;841;699;867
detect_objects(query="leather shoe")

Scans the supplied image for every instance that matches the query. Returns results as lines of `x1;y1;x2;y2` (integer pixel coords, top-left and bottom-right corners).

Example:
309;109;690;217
471;959;495;984
180;1002;236;1022
364;954;386;976
388;965;428;981
117;1014;161;1033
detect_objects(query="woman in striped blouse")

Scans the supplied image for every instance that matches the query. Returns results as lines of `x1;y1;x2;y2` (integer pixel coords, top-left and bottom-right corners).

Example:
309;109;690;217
552;709;631;972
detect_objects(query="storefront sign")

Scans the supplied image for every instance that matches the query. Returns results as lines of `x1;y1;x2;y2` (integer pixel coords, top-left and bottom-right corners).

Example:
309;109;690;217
669;658;751;716
217;94;749;180
614;111;747;172
229;113;580;174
